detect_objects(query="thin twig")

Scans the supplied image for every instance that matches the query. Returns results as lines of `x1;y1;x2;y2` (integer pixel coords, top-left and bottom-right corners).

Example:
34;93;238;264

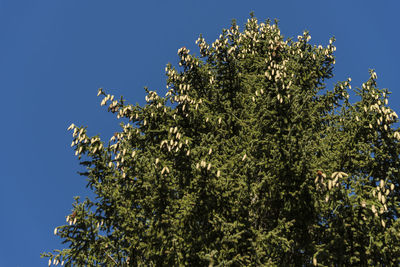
107;253;118;265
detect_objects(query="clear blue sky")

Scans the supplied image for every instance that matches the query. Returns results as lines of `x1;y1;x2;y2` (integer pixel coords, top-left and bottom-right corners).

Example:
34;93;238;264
1;1;399;266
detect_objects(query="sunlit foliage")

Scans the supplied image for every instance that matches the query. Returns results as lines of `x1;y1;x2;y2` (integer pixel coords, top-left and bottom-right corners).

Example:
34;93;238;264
43;14;400;266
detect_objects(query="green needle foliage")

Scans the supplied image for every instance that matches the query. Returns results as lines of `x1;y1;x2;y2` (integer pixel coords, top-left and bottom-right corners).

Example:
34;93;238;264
43;15;400;266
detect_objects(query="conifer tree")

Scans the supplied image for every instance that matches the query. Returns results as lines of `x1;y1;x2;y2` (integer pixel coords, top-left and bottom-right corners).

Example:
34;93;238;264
43;15;400;266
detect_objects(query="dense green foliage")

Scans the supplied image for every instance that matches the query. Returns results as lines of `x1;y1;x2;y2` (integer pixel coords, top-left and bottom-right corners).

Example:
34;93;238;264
43;15;400;266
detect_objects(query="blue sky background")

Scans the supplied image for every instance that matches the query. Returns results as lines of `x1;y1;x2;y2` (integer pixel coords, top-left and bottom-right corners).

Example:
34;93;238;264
1;1;399;266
